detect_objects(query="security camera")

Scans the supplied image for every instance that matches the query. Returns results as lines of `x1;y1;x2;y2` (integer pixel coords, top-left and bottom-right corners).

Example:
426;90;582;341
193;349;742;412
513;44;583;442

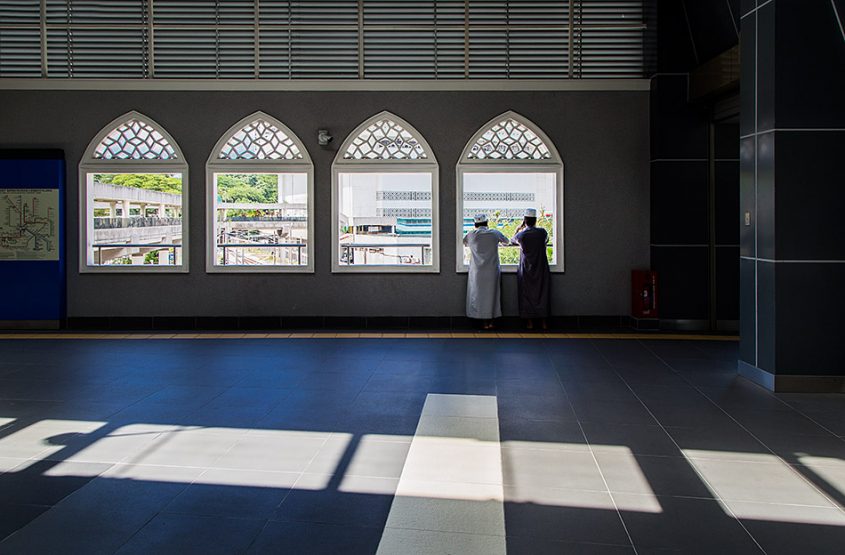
318;129;332;146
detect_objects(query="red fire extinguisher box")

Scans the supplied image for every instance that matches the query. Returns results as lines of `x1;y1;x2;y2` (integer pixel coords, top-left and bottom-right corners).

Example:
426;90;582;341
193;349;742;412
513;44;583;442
632;270;658;319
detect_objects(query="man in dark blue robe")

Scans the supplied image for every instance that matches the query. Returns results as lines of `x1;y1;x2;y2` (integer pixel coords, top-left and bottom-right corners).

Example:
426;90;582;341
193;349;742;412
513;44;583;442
512;208;551;329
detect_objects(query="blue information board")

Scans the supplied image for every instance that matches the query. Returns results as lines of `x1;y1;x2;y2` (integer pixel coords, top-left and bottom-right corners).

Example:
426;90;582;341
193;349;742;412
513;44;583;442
0;151;66;328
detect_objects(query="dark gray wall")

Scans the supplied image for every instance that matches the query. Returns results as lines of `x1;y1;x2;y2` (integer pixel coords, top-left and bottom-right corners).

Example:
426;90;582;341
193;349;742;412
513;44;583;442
0;90;649;318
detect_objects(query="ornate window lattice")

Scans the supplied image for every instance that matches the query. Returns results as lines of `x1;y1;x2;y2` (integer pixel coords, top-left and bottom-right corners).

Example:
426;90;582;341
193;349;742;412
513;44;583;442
93;119;177;160
376;190;432;201
218;119;303;160
467;118;551;160
379;208;433;218
463;192;535;202
344;119;427;160
463;208;528;218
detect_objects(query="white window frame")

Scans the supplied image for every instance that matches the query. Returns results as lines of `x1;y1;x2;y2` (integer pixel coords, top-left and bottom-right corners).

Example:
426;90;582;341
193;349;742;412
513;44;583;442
332;111;440;274
456;111;565;274
206;111;315;273
78;110;189;273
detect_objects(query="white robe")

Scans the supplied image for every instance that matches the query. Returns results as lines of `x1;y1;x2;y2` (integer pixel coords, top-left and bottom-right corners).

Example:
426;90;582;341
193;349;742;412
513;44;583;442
463;227;510;319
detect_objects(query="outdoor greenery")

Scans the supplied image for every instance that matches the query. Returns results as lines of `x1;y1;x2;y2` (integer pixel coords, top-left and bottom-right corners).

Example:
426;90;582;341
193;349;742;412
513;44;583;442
483;211;555;264
217;174;279;219
217;174;278;203
93;173;182;194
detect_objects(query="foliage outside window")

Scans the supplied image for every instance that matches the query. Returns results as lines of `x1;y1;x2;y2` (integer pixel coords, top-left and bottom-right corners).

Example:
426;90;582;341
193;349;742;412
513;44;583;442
206;112;314;273
79;112;189;272
457;112;564;273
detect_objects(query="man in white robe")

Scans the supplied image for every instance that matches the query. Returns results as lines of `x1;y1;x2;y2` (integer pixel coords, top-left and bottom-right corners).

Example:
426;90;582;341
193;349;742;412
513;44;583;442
463;214;510;329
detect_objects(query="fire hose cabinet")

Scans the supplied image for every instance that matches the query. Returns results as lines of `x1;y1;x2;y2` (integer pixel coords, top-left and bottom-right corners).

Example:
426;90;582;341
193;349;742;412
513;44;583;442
631;270;658;319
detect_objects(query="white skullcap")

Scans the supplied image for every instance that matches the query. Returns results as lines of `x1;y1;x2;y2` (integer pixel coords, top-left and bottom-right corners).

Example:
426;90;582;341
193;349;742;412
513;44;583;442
473;213;488;224
524;208;538;217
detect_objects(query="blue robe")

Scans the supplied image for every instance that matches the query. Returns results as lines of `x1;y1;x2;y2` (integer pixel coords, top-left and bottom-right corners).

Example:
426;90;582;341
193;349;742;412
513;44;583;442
513;226;551;318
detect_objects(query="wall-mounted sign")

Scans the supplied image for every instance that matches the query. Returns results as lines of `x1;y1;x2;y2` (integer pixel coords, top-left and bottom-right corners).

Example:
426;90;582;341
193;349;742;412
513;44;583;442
0;188;60;261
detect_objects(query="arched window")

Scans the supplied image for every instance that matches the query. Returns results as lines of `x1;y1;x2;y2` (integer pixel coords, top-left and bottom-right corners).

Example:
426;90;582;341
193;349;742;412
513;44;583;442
79;111;188;272
456;111;564;273
206;112;314;272
332;111;439;272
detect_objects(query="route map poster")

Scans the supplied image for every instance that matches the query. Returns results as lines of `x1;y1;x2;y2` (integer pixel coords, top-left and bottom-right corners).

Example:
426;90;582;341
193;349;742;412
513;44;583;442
0;188;60;261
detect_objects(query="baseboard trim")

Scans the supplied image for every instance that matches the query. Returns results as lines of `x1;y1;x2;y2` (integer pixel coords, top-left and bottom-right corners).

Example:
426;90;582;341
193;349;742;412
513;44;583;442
659;319;710;331
773;375;845;393
65;315;642;332
0;320;61;330
738;360;776;390
738;360;845;392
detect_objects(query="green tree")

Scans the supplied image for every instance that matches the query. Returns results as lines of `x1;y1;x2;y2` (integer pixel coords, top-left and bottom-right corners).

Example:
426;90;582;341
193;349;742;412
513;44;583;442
217;174;278;203
94;173;182;194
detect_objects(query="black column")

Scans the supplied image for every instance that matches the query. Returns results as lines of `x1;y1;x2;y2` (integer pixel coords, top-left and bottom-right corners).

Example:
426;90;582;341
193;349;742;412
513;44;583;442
650;0;710;329
739;0;845;391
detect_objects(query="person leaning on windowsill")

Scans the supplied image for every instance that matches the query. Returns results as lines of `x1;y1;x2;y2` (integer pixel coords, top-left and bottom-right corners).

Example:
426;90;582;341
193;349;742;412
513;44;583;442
511;208;551;330
463;213;510;330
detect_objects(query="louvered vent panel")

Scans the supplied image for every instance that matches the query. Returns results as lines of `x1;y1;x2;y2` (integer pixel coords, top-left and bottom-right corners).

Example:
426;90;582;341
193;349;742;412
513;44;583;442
153;28;217;77
0;0;41;24
508;1;568;24
0;28;41;77
509;28;568;78
47;28;147;77
434;27;464;78
1;1;648;80
580;0;642;25
574;1;645;78
218;28;255;78
363;1;436;26
45;0;146;24
258;28;290;78
364;30;435;79
434;0;464;26
576;27;644;77
467;0;506;25
468;28;507;79
257;1;290;25
290;0;358;25
290;29;358;78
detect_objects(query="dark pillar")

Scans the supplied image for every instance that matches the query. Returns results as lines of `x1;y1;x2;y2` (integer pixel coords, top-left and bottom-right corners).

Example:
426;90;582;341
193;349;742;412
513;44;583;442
649;0;710;330
739;0;845;391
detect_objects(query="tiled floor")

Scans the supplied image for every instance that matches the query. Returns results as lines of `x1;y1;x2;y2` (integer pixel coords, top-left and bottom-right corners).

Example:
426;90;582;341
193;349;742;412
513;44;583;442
0;336;843;554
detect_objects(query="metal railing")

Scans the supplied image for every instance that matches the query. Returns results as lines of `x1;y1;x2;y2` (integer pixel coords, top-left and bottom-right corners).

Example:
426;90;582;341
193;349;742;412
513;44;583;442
226;216;307;222
93;217;181;229
340;243;432;265
93;243;181;266
218;243;307;266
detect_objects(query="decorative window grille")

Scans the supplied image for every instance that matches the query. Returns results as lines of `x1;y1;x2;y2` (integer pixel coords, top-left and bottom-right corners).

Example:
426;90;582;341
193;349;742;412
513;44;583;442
463;192;535;202
379;207;433;217
457;110;564;272
79;110;189;273
333;111;439;273
218;118;303;160
467;118;551;160
93;118;177;160
376;191;432;201
207;111;315;273
0;1;647;80
343;118;428;160
463;207;527;218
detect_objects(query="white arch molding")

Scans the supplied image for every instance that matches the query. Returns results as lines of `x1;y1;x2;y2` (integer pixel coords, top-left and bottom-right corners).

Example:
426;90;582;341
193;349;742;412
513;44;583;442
79;111;189;273
456;111;565;273
332;111;440;273
206;111;315;273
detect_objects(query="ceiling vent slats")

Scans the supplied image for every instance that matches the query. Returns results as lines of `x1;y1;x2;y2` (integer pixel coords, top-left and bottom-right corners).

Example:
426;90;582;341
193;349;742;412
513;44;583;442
0;0;646;80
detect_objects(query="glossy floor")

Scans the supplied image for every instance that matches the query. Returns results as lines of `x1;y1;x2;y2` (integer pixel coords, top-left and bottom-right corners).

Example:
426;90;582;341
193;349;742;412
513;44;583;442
0;337;843;554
